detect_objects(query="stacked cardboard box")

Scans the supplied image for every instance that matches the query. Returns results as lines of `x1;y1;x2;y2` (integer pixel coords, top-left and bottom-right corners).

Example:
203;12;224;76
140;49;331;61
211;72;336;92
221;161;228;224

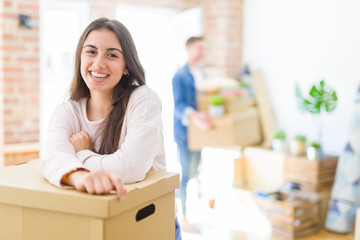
188;107;262;150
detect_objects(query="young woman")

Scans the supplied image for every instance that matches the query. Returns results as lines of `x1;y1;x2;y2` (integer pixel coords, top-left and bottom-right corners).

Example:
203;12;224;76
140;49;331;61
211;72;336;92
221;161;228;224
40;18;181;239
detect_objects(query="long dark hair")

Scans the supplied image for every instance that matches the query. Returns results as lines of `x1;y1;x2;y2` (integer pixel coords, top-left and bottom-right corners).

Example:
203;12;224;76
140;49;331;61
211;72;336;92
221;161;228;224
70;18;145;154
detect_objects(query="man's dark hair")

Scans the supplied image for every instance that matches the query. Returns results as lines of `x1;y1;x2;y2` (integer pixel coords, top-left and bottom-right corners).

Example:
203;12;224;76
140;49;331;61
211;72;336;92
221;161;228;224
186;36;203;47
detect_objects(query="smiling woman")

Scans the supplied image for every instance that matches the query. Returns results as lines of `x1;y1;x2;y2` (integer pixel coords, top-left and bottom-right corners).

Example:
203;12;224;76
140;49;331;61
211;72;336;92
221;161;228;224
40;18;182;239
81;32;127;93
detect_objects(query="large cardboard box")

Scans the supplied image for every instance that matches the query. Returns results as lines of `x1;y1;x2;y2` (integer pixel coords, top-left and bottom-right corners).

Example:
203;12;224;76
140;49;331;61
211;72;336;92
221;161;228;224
197;93;250;114
0;160;179;240
234;147;285;192
188;107;262;150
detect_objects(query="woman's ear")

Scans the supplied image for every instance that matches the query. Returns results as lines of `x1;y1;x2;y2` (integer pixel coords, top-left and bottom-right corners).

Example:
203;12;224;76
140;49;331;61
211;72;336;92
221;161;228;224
123;69;129;77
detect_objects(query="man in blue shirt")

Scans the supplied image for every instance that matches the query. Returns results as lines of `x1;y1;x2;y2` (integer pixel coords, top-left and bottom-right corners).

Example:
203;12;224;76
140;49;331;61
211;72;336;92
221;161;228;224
172;36;211;232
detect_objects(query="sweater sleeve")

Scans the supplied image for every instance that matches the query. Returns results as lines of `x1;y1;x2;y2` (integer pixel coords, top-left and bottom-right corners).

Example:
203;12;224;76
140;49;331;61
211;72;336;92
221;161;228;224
40;102;88;188
77;87;164;184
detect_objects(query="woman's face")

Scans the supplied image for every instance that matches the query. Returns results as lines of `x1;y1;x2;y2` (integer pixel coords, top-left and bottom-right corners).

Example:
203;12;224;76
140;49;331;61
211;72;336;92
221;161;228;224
81;29;128;95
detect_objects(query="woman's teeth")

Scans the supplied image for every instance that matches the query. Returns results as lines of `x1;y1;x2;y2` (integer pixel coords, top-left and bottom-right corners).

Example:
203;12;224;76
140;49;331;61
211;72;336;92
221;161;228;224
91;71;108;78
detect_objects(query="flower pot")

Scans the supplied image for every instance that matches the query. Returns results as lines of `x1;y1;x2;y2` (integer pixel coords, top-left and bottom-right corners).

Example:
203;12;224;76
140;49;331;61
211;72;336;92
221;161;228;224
272;139;287;153
289;141;306;156
208;105;225;117
208;199;216;209
307;147;323;161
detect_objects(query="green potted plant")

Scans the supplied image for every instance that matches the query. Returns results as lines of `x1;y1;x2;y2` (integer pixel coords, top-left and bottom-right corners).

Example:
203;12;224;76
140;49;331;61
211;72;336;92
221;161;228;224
307;141;322;161
272;129;287;153
289;135;307;156
296;80;338;148
208;94;225;117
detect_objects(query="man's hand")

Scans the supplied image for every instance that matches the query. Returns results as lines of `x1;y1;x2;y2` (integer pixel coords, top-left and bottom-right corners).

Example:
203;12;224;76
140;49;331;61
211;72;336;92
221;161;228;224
190;111;212;130
66;170;127;200
70;131;94;153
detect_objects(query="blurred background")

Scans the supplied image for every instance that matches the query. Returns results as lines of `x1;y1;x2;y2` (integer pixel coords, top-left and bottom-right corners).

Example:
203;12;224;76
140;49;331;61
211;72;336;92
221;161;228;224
0;0;359;239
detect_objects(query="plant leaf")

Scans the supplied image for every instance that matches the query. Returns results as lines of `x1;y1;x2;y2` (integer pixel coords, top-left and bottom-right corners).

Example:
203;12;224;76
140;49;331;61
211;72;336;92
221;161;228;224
296;80;338;115
309;85;320;98
332;91;338;101
320;80;325;89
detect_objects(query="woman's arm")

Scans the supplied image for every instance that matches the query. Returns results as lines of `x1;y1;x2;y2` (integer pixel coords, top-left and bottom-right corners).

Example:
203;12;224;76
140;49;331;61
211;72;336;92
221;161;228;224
75;87;165;183
41;102;127;199
40;102;86;188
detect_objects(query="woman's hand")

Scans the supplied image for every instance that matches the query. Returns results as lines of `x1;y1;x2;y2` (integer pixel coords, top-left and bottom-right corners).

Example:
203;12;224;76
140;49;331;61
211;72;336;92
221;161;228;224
66;169;127;200
70;131;94;153
190;111;212;130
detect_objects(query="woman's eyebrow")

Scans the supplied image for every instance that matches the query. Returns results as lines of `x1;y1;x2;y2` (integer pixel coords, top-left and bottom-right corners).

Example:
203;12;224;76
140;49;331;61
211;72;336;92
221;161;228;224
107;47;123;53
84;44;123;53
84;44;97;49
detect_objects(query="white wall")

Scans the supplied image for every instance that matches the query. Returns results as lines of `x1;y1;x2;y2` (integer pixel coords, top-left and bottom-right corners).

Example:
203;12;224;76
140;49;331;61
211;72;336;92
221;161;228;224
243;0;360;155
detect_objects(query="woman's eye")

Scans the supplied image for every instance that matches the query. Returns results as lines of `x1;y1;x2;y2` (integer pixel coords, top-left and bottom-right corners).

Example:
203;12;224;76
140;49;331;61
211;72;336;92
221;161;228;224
85;50;96;55
108;53;118;58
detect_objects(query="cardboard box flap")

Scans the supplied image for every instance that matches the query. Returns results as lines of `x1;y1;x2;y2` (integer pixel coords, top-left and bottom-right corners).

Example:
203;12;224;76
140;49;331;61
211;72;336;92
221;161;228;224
0;160;179;218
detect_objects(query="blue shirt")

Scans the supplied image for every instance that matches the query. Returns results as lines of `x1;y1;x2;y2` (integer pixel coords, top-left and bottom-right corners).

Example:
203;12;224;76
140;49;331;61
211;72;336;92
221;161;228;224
172;64;197;145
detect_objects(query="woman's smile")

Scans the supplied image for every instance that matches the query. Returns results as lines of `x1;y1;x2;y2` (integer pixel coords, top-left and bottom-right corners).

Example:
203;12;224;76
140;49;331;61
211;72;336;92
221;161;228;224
89;70;110;82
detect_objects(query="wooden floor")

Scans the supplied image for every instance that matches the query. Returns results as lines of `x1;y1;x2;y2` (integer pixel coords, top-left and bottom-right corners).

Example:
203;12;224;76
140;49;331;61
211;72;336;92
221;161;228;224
299;229;353;240
182;222;354;240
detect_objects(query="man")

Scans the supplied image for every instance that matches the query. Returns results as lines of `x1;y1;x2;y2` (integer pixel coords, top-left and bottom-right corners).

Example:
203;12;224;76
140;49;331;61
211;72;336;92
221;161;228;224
172;36;211;232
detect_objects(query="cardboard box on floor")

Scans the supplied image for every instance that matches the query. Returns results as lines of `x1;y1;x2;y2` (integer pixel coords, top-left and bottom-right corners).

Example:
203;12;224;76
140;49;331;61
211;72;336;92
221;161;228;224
188;107;262;151
197;93;250;114
233;147;285;192
0;160;179;240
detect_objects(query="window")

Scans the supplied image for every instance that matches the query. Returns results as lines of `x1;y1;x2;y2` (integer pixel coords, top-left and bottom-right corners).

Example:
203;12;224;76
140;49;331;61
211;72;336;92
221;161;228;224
40;0;90;153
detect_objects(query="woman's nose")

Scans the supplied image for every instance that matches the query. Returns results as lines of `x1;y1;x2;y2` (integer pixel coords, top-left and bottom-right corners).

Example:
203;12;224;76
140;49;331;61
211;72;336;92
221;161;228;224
93;56;105;69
